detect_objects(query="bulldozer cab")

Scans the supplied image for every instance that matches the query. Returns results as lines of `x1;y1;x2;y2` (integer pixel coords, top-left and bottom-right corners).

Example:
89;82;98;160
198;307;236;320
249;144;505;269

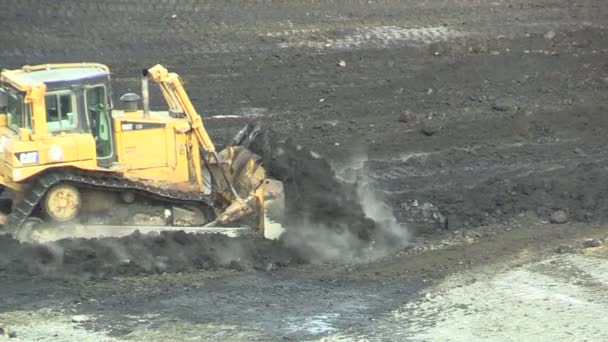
0;64;115;176
44;83;115;165
0;63;285;241
84;85;114;162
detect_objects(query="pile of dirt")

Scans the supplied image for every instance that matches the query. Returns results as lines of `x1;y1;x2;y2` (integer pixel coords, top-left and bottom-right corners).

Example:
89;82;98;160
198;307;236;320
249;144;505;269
234;122;406;261
0;231;298;279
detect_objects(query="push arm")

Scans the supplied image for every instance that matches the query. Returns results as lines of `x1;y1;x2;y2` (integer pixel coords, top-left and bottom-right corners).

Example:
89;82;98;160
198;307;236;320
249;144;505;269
144;64;239;199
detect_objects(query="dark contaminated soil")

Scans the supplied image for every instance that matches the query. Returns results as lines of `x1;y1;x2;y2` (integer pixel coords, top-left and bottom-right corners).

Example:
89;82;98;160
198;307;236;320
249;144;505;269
409;161;608;230
0;123;401;279
235;123;407;258
236;122;378;241
1;1;608;338
0;231;297;279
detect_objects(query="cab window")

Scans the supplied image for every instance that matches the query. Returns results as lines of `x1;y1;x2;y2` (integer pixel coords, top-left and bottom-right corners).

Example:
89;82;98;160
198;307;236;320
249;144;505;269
86;86;113;159
45;92;77;132
3;89;31;131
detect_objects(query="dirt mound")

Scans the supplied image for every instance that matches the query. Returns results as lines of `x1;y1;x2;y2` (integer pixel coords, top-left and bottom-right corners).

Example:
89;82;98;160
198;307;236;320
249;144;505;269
0;231;298;279
234;122;406;261
235;123;377;238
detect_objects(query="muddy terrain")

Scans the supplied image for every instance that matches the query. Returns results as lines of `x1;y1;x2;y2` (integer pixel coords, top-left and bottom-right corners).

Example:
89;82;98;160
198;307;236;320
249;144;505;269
1;0;608;340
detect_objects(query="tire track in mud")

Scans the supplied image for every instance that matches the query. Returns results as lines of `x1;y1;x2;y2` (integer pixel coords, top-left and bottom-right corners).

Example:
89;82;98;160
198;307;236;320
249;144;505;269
272;26;464;50
2;0;607;65
356;141;608;231
364;143;588;185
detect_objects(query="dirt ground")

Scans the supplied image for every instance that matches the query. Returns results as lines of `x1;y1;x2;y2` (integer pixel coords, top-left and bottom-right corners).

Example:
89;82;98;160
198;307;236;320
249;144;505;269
1;0;608;340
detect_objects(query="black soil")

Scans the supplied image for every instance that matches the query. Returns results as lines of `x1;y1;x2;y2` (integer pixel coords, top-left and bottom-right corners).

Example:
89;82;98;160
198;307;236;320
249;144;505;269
0;231;297;279
0;124;392;278
234;123;409;261
1;0;608;280
235;124;380;236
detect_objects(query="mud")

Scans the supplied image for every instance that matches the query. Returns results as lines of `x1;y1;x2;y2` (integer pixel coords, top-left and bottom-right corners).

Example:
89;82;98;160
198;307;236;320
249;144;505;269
235;123;408;262
1;0;608;339
388;159;608;231
0;231;297;279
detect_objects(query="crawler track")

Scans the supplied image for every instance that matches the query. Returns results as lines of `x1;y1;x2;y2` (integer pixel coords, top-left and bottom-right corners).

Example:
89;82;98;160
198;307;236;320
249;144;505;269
4;169;219;232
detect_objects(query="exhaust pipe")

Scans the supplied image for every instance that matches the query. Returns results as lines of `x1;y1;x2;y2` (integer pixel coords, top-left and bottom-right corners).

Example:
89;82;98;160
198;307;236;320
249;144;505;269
141;69;150;118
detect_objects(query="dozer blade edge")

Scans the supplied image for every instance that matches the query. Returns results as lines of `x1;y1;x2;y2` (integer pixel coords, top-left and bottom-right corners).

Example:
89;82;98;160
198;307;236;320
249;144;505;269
14;223;255;243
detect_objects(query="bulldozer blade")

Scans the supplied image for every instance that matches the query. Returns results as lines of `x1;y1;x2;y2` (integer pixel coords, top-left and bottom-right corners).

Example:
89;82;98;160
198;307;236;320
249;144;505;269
217;140;287;238
14;223;253;243
260;179;286;240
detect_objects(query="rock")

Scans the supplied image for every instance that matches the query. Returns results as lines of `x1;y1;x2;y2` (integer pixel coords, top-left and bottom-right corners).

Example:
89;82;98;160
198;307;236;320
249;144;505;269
401;201;445;226
556;244;575;254
172;230;190;245
572;40;590;48
265;263;274;272
228;260;245;271
71;315;91;323
420;121;440;136
130;213;165;225
8;331;16;338
445;214;464;230
398;112;412;123
550;210;569;224
544;30;556;40
573;147;584;155
492;97;517;112
583;238;602;248
337;60;346;67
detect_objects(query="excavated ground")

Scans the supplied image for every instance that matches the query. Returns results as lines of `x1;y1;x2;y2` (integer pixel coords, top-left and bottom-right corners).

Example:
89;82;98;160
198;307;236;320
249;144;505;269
1;0;608;340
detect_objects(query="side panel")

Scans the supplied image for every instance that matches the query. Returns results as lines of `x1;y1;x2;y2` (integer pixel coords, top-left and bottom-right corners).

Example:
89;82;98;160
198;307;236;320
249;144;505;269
3;160;98;187
114;121;191;184
1;132;97;184
34;133;96;165
115;127;168;169
73;134;98;162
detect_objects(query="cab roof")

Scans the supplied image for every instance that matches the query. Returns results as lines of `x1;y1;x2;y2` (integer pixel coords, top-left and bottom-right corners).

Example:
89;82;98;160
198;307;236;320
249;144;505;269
1;63;110;91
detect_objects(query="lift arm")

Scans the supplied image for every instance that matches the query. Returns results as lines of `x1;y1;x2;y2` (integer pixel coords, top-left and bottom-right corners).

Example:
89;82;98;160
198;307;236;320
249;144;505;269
145;64;216;153
144;64;239;199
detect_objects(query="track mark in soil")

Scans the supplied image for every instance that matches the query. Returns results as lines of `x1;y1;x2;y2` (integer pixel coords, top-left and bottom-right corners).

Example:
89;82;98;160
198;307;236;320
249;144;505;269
274;26;464;50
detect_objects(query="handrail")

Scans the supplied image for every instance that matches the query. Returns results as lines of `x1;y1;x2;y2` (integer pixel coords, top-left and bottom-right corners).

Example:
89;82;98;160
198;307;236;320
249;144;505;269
145;64;240;199
21;63;109;73
1;63;110;92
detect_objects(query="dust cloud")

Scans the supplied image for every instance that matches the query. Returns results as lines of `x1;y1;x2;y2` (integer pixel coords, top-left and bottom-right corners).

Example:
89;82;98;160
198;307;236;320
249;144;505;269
237;123;410;263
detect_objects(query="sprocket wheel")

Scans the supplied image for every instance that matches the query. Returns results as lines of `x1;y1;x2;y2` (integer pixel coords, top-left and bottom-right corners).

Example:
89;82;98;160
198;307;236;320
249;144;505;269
43;183;81;222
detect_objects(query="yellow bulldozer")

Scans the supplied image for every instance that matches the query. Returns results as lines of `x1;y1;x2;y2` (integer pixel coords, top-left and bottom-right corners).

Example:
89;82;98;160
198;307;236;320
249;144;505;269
0;63;284;242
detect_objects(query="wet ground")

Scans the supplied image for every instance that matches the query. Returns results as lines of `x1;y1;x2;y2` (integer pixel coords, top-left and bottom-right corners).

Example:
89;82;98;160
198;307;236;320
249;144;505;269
2;0;608;340
2;216;608;340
